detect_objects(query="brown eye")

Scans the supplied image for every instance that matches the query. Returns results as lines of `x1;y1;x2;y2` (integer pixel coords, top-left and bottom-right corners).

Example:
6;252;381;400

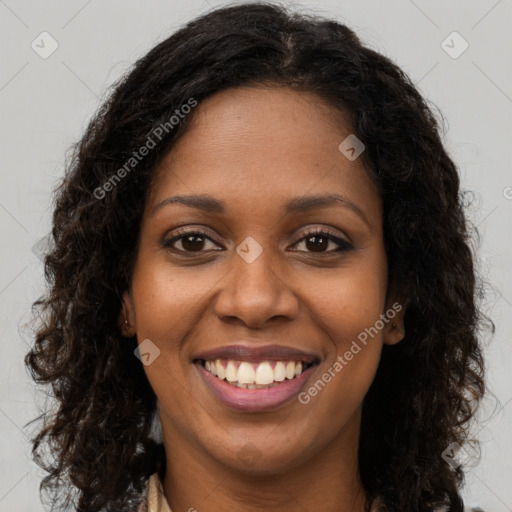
180;234;206;252
291;229;353;254
163;229;222;254
304;235;329;252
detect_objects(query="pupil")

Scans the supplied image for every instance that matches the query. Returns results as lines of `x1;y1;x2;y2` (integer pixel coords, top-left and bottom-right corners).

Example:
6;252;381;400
182;235;205;251
306;235;327;252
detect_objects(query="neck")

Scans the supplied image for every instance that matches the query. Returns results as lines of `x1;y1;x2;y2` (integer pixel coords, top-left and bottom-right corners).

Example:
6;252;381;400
162;409;368;512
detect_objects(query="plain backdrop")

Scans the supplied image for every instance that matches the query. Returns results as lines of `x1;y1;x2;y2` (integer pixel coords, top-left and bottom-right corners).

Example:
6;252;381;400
0;1;511;511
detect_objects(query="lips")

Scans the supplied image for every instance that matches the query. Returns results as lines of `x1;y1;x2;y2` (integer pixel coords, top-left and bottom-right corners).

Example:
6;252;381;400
192;344;320;412
192;343;320;365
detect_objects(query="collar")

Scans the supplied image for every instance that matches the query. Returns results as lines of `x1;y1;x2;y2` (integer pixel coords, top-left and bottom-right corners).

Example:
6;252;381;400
138;472;172;512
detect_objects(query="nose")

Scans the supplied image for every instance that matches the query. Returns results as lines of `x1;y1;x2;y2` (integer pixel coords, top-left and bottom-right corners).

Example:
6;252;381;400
213;247;299;329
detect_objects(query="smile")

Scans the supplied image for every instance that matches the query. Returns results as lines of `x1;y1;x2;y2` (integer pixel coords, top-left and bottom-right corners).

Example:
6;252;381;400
202;359;313;389
195;358;318;412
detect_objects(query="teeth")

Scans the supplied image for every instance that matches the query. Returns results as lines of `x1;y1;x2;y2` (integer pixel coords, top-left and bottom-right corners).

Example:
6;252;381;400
216;359;225;380
225;360;237;382
274;361;286;381
255;361;274;385
237;362;256;384
203;359;310;387
285;361;295;380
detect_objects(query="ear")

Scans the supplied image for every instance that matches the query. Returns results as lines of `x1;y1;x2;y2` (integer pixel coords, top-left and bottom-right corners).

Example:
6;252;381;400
118;290;136;338
383;282;408;346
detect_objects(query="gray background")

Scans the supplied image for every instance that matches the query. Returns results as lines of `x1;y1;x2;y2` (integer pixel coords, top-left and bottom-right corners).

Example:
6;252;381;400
0;0;511;510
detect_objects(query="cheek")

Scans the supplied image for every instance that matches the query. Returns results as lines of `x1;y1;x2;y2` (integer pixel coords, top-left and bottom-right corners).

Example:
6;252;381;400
129;256;207;412
297;284;384;445
294;253;387;413
128;255;206;396
299;256;388;348
130;253;219;342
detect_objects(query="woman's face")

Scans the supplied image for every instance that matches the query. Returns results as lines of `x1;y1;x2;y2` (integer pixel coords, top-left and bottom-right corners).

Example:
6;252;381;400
122;85;404;474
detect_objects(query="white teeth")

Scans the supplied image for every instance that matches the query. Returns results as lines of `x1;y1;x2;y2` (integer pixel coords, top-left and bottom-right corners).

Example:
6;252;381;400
285;361;295;380
225;360;238;382
274;361;286;381
255;362;274;385
203;358;310;387
237;362;256;384
216;359;225;380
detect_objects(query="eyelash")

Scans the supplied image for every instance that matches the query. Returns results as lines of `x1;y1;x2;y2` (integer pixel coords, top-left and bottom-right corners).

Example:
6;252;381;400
162;227;353;255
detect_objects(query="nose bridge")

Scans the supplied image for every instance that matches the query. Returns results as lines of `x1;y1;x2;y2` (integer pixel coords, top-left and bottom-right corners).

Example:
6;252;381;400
214;239;298;326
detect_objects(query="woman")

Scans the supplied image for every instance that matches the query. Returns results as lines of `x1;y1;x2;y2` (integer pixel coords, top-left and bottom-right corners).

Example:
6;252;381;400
25;3;491;511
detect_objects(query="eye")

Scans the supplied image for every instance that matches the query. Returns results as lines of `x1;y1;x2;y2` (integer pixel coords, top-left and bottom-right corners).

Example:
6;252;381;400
163;228;223;253
290;228;352;254
162;226;352;255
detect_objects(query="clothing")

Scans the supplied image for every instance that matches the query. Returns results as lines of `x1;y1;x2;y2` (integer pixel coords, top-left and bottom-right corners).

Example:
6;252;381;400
137;472;382;512
137;472;172;512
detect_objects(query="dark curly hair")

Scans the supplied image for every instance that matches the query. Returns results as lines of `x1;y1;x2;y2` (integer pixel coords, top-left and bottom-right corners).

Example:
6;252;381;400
24;2;492;511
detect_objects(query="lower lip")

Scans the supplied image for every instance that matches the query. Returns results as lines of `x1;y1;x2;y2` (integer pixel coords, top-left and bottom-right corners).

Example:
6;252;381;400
195;362;317;412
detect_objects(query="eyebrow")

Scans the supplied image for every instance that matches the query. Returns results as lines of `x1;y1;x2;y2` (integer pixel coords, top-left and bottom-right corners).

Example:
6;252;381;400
151;193;370;226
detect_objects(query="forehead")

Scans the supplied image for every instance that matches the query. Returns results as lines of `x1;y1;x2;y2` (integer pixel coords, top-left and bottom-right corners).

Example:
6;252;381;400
148;86;381;225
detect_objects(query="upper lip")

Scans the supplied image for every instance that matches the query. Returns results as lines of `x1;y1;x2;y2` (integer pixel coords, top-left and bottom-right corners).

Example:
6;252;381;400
192;344;320;364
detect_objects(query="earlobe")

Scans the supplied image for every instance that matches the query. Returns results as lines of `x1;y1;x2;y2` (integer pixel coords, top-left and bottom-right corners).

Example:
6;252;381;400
384;319;405;345
118;290;136;338
383;298;407;346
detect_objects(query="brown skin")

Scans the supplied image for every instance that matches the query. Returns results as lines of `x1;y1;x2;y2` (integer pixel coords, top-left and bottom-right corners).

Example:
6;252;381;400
121;86;405;512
